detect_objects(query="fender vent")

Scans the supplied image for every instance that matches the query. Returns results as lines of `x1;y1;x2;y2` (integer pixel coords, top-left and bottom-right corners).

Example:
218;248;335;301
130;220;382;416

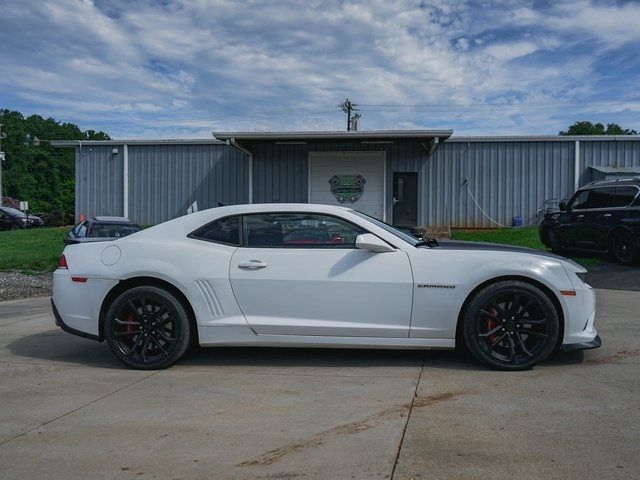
194;280;224;317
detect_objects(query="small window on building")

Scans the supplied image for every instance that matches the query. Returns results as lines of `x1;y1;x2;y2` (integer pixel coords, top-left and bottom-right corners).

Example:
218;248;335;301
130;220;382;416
611;186;638;208
242;213;365;248
570;188;612;210
190;216;240;245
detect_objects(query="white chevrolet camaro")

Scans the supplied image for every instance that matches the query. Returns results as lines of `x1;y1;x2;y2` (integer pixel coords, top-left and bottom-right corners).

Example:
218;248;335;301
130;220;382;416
52;203;600;370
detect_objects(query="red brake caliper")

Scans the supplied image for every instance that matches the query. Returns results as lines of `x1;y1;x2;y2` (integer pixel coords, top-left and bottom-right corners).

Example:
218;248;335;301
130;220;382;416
126;313;135;335
486;306;496;344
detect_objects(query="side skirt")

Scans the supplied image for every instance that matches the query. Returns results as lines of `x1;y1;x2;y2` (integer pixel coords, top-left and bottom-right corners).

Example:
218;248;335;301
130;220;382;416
197;326;455;349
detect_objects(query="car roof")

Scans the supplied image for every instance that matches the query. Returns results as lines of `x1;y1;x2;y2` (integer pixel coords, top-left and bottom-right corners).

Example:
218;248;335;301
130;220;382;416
583;177;640;188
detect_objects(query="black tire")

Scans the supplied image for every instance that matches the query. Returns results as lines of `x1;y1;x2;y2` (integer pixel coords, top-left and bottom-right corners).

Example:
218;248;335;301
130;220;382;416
462;280;559;371
104;286;192;370
610;231;639;265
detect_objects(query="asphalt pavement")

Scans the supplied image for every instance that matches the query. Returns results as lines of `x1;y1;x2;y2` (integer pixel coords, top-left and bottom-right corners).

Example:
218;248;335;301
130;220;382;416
0;290;638;480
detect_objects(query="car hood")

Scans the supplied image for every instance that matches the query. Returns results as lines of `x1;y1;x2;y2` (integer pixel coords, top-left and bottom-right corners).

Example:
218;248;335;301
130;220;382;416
434;239;568;262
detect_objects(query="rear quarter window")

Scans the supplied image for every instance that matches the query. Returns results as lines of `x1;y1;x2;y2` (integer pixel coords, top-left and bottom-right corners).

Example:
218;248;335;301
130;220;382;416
612;186;639;208
189;215;240;246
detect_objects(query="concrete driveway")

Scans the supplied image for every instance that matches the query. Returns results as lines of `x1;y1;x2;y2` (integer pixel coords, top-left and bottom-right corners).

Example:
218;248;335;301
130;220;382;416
1;290;639;480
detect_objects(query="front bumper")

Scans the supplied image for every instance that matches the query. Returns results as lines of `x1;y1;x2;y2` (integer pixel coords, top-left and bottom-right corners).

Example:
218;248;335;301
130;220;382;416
561;334;602;352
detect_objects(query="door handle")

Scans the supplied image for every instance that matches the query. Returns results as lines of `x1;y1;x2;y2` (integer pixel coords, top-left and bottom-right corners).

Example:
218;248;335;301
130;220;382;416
577;214;585;218
603;213;612;218
238;260;268;270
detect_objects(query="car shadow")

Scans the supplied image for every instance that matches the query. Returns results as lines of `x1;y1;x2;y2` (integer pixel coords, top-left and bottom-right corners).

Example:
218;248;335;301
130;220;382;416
7;329;587;371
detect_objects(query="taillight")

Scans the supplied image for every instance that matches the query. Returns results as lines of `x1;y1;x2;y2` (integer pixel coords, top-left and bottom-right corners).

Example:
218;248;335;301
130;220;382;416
58;254;68;269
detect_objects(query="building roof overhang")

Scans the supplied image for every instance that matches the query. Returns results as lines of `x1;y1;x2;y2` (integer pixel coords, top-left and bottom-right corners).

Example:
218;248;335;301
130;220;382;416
212;129;453;143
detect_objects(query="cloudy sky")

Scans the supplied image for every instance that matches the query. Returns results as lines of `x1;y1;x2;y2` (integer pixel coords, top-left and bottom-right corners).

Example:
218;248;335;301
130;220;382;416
1;0;639;138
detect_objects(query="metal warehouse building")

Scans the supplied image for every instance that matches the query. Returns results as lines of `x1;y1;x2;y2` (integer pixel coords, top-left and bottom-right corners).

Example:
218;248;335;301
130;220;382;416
53;131;640;229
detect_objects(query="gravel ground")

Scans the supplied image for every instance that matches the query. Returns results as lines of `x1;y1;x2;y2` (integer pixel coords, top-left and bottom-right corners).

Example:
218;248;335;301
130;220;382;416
0;271;53;301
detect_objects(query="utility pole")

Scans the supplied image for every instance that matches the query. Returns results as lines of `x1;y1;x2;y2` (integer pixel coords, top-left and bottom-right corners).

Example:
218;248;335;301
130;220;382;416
339;99;359;131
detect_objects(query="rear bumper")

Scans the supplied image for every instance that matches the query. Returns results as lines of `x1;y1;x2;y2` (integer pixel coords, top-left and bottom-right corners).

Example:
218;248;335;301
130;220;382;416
561;334;602;352
51;298;100;341
52;268;117;341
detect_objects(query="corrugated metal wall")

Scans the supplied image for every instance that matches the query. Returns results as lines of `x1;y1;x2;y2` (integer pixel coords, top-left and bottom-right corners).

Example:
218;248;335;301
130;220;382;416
579;140;640;185
428;141;575;228
73;137;640;228
75;145;124;222
75;143;248;225
128;144;248;225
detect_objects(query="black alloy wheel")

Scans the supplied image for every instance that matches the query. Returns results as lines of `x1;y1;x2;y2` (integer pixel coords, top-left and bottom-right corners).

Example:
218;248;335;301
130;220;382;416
105;286;191;369
463;280;559;370
611;231;639;265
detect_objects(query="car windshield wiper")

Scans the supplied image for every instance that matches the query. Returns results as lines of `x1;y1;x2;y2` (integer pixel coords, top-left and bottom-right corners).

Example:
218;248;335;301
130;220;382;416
414;237;439;248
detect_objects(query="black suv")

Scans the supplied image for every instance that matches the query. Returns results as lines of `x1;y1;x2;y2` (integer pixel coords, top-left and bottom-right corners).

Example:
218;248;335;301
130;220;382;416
539;178;640;265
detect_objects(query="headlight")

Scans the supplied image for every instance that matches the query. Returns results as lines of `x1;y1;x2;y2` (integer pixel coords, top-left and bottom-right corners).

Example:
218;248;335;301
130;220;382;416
575;272;588;284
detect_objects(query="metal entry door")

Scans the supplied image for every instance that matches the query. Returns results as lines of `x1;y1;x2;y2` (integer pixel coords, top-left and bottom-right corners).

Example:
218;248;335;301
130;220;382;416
392;172;418;226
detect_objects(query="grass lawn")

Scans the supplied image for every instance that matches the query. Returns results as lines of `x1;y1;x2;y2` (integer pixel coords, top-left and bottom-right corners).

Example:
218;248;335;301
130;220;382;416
0;227;69;272
451;227;603;267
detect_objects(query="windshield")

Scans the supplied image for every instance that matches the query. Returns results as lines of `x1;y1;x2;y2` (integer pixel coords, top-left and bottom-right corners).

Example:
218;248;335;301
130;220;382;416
350;210;420;246
0;207;26;218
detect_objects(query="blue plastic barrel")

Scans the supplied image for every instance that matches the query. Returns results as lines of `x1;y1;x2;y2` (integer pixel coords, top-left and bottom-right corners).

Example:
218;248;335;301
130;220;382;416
512;215;523;227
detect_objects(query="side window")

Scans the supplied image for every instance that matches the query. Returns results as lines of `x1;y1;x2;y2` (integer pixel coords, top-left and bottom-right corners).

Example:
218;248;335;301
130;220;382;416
569;190;589;210
242;213;366;248
190;216;240;245
612;186;638;208
570;188;611;210
77;222;88;237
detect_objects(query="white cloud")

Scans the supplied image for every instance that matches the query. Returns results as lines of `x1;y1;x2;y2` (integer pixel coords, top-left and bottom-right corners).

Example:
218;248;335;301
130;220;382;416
0;0;638;137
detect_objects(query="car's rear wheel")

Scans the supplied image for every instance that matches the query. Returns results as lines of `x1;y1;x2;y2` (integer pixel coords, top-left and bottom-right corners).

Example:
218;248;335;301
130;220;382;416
462;280;559;371
104;286;191;369
611;231;639;265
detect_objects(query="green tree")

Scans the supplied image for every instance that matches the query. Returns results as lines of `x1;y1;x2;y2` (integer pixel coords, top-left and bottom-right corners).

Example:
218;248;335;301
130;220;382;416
559;121;638;135
0;109;109;220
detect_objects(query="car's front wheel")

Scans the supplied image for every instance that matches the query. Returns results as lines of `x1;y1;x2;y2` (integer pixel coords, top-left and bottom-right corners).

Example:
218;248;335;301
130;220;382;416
462;280;559;371
104;286;192;369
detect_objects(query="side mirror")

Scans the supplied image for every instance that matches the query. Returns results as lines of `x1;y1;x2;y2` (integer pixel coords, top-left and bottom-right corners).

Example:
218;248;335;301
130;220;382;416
355;233;395;253
559;201;568;211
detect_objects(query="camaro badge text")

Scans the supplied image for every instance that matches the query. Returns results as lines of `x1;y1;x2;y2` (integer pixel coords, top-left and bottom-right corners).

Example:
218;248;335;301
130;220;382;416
417;284;456;289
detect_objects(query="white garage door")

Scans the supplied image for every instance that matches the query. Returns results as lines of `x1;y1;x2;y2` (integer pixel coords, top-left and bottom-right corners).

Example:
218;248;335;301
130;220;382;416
309;152;385;220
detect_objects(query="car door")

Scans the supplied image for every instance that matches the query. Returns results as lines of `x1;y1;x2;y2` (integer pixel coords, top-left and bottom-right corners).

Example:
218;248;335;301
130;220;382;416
229;212;413;338
577;187;612;249
557;190;588;248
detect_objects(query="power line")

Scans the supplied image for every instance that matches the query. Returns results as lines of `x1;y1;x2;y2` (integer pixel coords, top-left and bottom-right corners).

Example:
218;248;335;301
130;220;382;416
360;99;640;108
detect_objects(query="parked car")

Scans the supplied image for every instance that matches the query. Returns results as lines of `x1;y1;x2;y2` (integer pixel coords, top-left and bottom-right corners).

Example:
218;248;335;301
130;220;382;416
52;204;599;371
65;216;142;244
0;206;29;230
540;177;640;265
27;213;44;228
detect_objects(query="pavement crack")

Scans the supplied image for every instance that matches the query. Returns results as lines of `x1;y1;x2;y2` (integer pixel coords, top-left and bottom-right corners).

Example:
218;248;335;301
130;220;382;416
236;364;460;469
0;371;160;448
390;361;424;480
